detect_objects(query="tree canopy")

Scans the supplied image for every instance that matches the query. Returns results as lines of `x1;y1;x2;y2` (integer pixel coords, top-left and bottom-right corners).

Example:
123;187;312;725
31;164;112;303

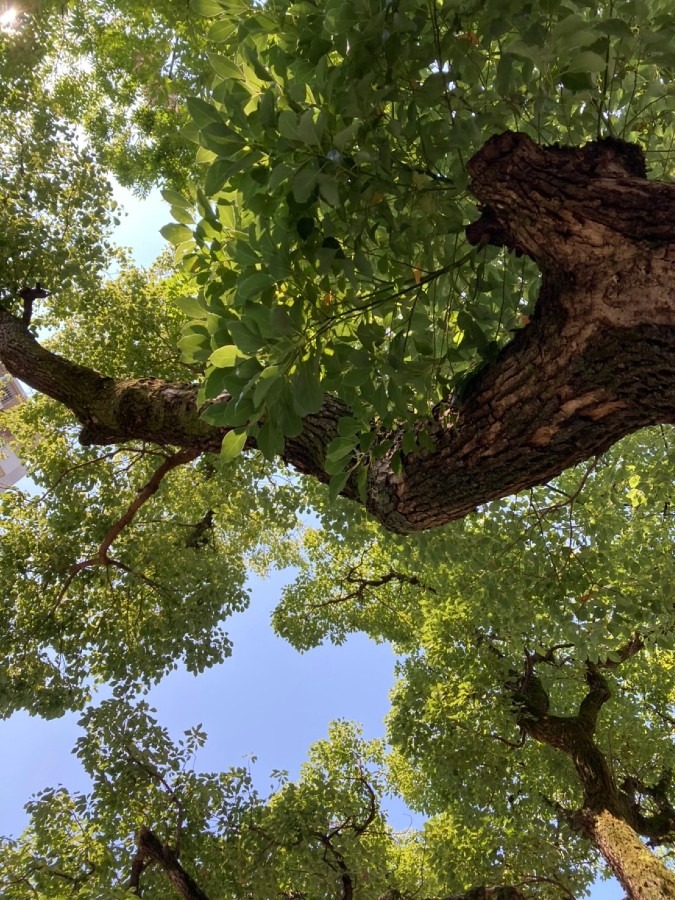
0;0;674;898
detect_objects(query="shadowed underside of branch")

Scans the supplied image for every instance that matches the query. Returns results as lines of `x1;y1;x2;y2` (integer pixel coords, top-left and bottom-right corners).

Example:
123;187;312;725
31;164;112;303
1;132;673;533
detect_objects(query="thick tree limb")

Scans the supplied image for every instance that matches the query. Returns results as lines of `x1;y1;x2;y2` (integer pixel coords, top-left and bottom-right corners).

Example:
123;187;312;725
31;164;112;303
511;657;675;899
1;133;674;533
130;827;209;900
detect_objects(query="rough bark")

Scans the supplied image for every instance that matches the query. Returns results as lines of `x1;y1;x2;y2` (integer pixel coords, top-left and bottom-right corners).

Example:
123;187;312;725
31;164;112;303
1;132;673;533
515;667;675;899
130;827;209;900
578;808;675;900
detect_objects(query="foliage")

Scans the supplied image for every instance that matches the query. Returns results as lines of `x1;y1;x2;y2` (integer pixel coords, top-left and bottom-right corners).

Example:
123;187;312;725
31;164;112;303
0;0;209;194
170;0;675;487
0;0;674;897
274;428;675;894
0;703;413;898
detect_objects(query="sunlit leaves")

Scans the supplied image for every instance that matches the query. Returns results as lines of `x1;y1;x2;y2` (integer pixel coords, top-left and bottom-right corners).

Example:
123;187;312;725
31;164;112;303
0;704;424;899
171;0;675;474
273;428;675;893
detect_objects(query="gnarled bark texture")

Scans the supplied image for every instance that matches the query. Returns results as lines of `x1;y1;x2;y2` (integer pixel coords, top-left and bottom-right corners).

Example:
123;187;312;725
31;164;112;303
514;665;675;900
0;132;673;533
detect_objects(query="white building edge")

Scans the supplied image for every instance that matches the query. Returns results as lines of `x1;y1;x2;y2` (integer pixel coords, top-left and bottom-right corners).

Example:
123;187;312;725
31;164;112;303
0;363;27;490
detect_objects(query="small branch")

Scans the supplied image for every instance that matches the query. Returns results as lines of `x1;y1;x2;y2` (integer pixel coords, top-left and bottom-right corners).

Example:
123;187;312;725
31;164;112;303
50;448;198;612
596;633;645;669
36;447;148;503
515;875;577;899
311;568;435;610
19;283;50;327
125;744;185;854
98;448;198;561
621;771;675;844
578;665;611;732
313;832;354;900
352;774;378;835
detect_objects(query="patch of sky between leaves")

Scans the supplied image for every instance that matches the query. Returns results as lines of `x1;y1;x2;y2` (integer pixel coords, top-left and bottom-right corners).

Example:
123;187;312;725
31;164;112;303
110;180;170;269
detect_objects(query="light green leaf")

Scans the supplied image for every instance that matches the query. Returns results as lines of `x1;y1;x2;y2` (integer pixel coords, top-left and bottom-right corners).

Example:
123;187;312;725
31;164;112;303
220;429;248;460
210;345;242;367
161;189;192;208
160;223;193;245
191;0;225;13
208;54;245;81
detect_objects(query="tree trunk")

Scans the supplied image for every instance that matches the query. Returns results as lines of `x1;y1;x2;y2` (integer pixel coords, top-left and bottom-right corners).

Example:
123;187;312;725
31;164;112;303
516;668;675;900
577;807;675;900
1;132;674;533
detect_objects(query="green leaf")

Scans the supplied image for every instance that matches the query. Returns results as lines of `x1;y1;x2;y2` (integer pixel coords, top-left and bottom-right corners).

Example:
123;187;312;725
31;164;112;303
278;110;298;141
186;97;223;129
293;364;324;416
191;0;225;14
228;320;264;353
560;71;595;91
200;122;246;157
175;296;207;317
318;178;340;207
564;51;608;73
324;0;353;35
200;400;230;424
333;121;360;150
208;54;245;81
178;334;211;363
292;168;317;204
328;470;350;502
237;272;275;300
161;189;192;209
257;419;285;460
207;18;237;41
210;345;242;367
326;436;356;459
296;110;323;147
171;205;194;225
160;223;193;245
253;365;281;406
220;429;248;461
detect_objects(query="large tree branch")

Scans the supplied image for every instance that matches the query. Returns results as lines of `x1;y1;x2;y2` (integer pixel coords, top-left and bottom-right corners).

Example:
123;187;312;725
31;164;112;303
2;133;674;533
130;827;209;900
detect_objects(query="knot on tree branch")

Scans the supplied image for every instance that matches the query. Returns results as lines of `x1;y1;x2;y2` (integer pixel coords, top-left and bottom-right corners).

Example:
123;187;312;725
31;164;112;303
465;130;673;269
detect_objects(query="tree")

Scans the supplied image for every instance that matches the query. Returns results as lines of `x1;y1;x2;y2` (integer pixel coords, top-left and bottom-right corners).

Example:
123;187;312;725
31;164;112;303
0;0;673;897
1;0;674;530
2;434;674;898
277;431;675;898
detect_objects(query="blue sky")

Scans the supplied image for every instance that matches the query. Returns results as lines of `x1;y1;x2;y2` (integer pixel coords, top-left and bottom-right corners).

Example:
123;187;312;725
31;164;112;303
0;186;621;897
